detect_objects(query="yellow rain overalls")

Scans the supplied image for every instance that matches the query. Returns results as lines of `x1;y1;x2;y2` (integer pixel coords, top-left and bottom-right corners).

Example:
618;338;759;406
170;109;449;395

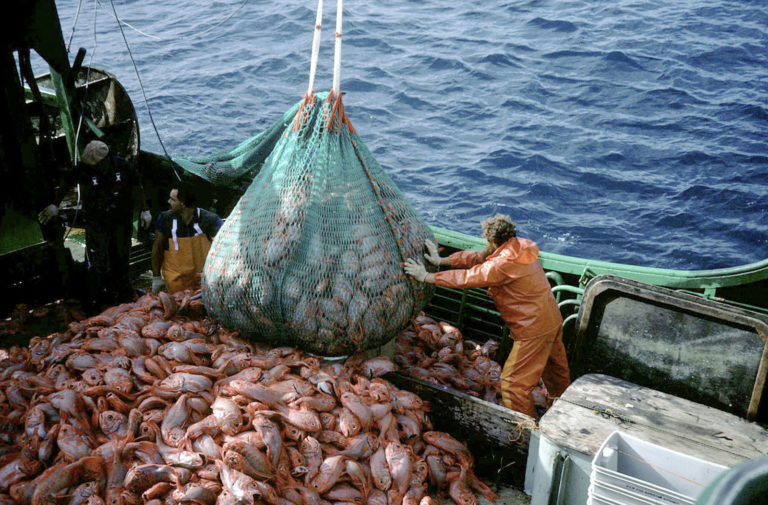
162;209;212;294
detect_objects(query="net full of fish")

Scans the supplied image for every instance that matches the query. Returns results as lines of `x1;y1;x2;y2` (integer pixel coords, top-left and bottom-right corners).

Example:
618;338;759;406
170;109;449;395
0;290;498;505
394;313;550;409
202;92;436;356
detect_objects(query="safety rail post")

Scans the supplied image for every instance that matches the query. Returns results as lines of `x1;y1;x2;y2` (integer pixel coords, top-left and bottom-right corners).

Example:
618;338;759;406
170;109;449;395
551;285;584;297
562;312;579;329
546;270;565;303
456;289;469;331
557;299;581;310
578;266;596;291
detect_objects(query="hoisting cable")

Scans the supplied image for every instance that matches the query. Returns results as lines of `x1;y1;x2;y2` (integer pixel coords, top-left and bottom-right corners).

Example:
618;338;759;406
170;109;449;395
100;0;251;42
325;0;351;133
293;0;324;130
64;0;100;241
73;1;100;166
307;0;324;97
331;0;343;99
107;0;181;181
66;0;86;53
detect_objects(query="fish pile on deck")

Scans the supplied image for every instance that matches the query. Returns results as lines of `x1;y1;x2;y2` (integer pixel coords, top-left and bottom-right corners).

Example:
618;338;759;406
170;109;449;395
393;314;550;410
0;291;497;505
393;314;503;405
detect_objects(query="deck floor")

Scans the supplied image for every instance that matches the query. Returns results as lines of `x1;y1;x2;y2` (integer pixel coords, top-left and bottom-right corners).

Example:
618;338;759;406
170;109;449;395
442;486;530;505
488;486;531;505
437;486;530;505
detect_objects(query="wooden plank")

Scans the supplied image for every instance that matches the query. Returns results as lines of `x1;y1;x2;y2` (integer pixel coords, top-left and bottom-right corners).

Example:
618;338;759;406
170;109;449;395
385;371;533;487
539;374;768;466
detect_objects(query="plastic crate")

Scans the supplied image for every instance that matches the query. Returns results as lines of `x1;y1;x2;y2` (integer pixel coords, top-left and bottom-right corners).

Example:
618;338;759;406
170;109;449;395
588;431;728;505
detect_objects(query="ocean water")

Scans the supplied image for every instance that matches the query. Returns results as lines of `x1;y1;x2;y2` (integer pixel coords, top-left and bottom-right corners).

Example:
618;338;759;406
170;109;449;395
43;0;767;269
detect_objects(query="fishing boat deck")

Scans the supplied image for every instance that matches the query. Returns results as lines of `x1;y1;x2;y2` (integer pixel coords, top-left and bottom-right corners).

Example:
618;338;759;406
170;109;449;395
477;488;531;505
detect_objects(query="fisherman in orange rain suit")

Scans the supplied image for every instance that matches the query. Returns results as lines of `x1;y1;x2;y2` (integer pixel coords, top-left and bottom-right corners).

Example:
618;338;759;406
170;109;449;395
404;214;570;418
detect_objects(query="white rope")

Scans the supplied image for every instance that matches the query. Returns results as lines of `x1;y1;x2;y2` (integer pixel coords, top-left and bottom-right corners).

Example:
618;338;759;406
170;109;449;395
66;0;85;53
64;0;99;241
95;0;251;42
108;0;177;173
332;0;343;95
306;0;324;96
73;0;100;165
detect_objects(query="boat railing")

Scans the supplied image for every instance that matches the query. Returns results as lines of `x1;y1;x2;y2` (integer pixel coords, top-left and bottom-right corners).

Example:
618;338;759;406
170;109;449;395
431;225;768;316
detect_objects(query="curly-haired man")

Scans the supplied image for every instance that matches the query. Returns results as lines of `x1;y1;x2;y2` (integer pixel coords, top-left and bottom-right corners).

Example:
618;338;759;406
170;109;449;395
404;214;570;418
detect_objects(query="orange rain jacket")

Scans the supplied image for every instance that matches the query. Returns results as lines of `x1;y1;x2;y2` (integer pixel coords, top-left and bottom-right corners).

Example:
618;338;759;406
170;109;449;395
434;237;562;340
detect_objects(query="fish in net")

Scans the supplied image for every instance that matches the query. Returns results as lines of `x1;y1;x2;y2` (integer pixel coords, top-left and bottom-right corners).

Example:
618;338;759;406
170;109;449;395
202;90;436;355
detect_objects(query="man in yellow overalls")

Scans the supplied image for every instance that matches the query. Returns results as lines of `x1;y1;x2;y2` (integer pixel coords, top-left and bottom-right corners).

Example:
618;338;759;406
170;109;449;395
151;185;223;294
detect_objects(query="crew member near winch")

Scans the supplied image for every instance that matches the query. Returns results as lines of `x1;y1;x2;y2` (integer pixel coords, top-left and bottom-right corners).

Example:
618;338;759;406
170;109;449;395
39;140;151;311
151;185;223;294
404;214;570;418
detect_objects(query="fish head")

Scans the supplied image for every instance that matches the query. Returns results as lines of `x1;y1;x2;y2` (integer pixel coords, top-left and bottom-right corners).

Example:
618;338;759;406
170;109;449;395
104;368;132;393
385;441;403;457
166;427;186;447
82;369;104;386
291;465;309;477
300;436;320;454
411;458;429;485
84;496;106;505
110;354;132;370
99;410;127;434
223;450;246;472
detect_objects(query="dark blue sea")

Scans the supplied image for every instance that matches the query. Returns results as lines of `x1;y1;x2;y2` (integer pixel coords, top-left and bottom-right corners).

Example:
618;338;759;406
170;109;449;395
43;0;768;270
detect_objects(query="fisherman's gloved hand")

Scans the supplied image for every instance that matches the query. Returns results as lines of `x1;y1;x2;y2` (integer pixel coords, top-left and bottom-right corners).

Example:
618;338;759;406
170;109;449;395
151;276;165;294
424;239;441;266
404;258;428;282
38;204;59;225
140;210;152;229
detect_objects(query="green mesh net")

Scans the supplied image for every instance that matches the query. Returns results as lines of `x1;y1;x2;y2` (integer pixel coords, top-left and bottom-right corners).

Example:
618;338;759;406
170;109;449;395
172;103;300;188
200;91;436;355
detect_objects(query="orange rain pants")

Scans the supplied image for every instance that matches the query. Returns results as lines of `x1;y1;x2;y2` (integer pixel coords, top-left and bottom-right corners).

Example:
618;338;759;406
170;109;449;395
434;237;571;417
500;325;570;418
